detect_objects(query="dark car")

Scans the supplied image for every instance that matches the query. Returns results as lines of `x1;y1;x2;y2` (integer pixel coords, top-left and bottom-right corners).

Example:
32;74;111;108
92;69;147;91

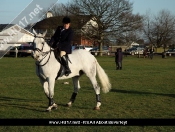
72;46;75;51
165;48;175;56
89;46;110;55
9;44;34;57
74;45;86;50
125;47;137;55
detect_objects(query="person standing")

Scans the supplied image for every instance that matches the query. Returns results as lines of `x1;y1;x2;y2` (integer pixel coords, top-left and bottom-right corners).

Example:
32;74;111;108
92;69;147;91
115;48;123;70
149;47;154;59
143;48;148;58
15;46;18;58
49;16;74;76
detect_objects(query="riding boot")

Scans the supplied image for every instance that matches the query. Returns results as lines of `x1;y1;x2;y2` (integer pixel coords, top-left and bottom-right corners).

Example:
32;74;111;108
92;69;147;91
61;55;71;76
54;49;59;61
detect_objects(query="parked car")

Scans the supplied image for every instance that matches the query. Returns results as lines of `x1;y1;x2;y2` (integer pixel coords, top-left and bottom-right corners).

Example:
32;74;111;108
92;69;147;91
73;45;93;52
134;47;145;55
89;46;110;55
165;48;175;56
126;47;144;55
72;46;75;51
126;47;137;55
9;44;34;57
74;45;86;50
84;46;93;51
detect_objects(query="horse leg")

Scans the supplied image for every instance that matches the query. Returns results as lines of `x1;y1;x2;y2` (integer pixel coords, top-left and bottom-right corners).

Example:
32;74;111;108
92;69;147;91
39;78;57;112
43;78;57;112
67;76;80;107
89;77;101;110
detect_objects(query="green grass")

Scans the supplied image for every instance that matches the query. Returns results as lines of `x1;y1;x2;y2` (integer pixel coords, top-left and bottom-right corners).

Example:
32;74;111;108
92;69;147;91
0;55;175;131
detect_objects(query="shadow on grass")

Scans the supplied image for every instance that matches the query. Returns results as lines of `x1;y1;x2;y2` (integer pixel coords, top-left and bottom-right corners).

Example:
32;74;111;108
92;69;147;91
0;96;42;102
111;89;175;98
0;96;46;112
0;96;90;112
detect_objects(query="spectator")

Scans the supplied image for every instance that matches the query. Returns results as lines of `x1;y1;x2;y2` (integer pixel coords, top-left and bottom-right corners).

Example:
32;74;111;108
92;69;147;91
15;47;18;58
149;47;154;59
143;48;148;58
115;48;123;70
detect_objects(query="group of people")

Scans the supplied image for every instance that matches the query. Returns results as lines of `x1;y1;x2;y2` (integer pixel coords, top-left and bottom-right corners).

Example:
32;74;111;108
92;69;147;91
114;46;155;70
143;47;154;59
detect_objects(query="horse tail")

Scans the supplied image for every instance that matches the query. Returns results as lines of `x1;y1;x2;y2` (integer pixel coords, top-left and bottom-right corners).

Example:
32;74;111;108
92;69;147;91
96;60;111;93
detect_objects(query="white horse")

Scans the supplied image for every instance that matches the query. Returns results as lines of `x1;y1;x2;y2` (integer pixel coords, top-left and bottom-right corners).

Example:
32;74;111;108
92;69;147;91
31;29;111;111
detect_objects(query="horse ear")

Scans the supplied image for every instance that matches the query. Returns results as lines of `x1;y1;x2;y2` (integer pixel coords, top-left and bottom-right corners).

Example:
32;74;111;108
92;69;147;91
42;30;47;37
33;29;37;36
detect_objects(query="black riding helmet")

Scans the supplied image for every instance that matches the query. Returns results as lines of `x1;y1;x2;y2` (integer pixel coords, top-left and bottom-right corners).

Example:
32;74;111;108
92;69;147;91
62;16;71;24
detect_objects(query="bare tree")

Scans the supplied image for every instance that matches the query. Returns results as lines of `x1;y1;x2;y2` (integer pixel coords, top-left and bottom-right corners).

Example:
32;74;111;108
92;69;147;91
115;12;143;46
38;3;68;20
65;0;143;56
143;10;175;51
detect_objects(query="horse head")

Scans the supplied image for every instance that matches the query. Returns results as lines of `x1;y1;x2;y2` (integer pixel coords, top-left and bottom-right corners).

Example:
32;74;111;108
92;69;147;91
32;29;47;60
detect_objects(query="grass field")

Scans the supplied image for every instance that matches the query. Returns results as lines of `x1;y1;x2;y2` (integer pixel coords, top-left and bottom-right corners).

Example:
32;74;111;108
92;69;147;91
0;54;175;132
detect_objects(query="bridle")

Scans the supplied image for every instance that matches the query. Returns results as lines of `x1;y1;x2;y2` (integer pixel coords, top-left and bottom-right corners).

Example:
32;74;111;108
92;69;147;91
33;35;45;53
33;35;53;66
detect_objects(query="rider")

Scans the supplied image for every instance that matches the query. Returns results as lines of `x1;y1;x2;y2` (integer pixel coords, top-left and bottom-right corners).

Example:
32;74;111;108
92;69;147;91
49;16;73;76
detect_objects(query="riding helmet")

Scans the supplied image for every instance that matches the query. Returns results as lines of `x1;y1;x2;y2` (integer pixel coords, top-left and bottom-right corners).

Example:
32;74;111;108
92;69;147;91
62;16;71;24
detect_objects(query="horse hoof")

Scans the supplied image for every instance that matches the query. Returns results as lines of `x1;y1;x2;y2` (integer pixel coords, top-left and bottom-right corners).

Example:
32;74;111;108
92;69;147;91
53;107;57;110
46;109;51;112
52;104;58;109
66;103;72;107
94;107;100;110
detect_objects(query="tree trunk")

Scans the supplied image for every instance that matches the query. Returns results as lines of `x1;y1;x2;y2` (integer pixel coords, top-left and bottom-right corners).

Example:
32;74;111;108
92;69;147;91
99;33;104;56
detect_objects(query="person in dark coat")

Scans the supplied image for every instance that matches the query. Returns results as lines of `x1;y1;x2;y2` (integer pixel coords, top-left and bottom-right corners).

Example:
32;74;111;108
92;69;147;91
115;48;123;70
49;16;74;76
149;47;154;59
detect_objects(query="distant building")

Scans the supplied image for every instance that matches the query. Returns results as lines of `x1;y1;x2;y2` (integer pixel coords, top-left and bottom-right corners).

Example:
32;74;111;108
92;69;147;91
0;24;34;48
0;24;34;57
130;42;139;48
46;11;53;18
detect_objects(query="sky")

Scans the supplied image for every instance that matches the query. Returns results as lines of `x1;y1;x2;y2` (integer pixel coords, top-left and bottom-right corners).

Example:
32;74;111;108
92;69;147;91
0;0;175;24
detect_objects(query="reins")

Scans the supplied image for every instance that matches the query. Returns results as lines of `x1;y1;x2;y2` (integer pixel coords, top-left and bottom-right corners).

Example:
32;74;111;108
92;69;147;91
35;48;52;67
